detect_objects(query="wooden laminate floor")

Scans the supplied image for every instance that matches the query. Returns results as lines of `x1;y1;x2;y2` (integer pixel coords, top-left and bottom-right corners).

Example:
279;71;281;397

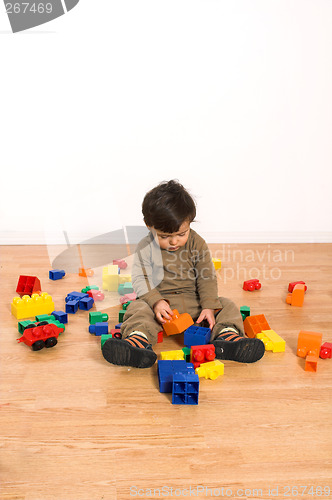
0;244;331;500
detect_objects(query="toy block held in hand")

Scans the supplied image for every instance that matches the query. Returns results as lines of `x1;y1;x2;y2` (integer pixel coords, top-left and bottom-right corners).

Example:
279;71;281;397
163;309;194;336
190;344;215;368
243;279;261;291
11;292;55;320
288;281;307;293
286;283;305;307
195;360;224;380
256;329;285;352
16;275;41;297
243;314;270;338
320;342;332;359
297;331;322;359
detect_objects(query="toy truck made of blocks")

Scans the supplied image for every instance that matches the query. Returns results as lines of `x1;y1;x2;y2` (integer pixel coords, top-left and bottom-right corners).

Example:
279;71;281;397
17;323;64;351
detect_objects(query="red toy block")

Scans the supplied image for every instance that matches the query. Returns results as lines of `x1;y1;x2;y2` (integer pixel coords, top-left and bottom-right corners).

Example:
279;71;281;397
16;275;41;297
320;342;332;359
190;344;216;369
113;259;128;270
243;314;270;338
110;329;122;339
163;309;194;336
87;289;105;301
288;281;307;293
157;331;164;343
17;323;64;350
286;283;305;307
297;331;322;359
119;292;137;305
243;279;261;291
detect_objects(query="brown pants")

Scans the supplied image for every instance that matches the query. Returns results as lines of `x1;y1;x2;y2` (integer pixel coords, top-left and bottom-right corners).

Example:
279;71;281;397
121;292;244;345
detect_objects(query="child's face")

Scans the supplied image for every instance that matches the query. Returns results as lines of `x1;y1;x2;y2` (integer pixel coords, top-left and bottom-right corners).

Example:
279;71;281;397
150;220;190;251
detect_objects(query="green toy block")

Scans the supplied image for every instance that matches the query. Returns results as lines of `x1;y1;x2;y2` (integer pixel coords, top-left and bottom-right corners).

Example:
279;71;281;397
182;347;191;362
18;320;35;334
101;334;113;348
119;309;126;322
35;314;55;322
89;311;109;325
240;306;250;321
122;301;132;310
18;319;65;335
81;285;99;293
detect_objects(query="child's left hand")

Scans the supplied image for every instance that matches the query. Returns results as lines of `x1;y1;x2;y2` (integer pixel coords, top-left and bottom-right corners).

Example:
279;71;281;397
196;309;216;330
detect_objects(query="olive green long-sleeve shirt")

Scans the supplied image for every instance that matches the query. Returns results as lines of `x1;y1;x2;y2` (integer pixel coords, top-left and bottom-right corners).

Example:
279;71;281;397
132;229;220;311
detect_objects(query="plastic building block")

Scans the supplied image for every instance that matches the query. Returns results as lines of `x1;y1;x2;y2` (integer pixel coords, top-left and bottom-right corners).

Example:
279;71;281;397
172;372;199;405
113;259;128;269
305;355;319;372
184;325;211;347
243;314;270;338
190;344;216;368
11;292;55;320
119;309;126;322
79;267;94;277
256;329;285;352
320;342;332;359
240;306;250;321
157;331;164;343
160;350;185;361
118;282;134;295
65;299;79;314
102;265;120;291
79;296;94;311
286;283;305;307
18;319;65;335
115;323;122;329
243;279;261;291
288;281;307;293
89;311;109;325
51;311;68;324
101;334;113;348
35;314;55;322
162;309;194;336
49;269;65;280
110;329;122;339
297;331;322;358
195;360;224;380
122;301;133;310
182;347;191;362
118;274;132;285
16;275;41;297
81;285;99;293
87;289;104;301
66;291;88;301
212;258;221;270
89;322;109;336
157;360;195;393
120;293;137;305
17;323;64;350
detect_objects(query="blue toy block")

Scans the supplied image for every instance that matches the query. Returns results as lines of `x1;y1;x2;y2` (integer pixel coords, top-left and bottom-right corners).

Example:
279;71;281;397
66;291;88;302
52;310;68;324
79;296;94;311
158;360;195;393
89;322;109;336
184;325;211;347
172;372;199;405
66;299;79;314
115;323;122;329
49;269;65;280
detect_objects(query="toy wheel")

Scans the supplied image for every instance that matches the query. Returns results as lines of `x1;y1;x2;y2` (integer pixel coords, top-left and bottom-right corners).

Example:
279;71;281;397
24;323;35;331
113;332;122;339
36;321;49;326
32;340;45;351
45;337;58;348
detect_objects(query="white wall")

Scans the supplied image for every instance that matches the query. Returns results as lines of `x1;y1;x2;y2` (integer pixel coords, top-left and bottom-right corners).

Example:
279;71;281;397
0;0;331;244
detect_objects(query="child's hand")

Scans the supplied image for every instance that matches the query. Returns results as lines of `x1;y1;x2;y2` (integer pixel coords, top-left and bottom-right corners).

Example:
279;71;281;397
196;309;216;330
153;300;173;324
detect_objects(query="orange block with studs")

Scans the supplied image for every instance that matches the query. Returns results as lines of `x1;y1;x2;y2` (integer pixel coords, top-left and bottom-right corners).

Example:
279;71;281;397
297;331;322;358
243;314;270;339
305;355;319;372
286;283;305;307
163;309;194;336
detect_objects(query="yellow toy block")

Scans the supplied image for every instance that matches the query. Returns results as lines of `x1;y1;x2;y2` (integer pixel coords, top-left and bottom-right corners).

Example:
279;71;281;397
102;265;119;291
256;329;285;353
11;292;55;320
118;274;132;285
160;350;185;361
195;360;224;380
212;258;221;270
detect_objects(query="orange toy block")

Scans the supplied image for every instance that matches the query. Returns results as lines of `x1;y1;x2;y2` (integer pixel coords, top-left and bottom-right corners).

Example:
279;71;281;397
243;314;270;339
79;267;94;277
163;309;194;336
286;283;305;307
305;355;319;372
297;331;322;358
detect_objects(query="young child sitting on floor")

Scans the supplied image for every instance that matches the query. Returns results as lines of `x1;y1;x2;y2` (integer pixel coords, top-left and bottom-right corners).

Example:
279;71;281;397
102;180;265;368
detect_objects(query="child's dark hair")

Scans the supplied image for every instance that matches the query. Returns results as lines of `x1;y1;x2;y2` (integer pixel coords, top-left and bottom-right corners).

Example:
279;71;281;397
142;180;196;233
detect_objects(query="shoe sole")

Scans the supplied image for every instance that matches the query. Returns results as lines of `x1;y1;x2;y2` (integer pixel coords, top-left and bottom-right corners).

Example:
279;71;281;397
213;337;265;363
102;338;157;368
